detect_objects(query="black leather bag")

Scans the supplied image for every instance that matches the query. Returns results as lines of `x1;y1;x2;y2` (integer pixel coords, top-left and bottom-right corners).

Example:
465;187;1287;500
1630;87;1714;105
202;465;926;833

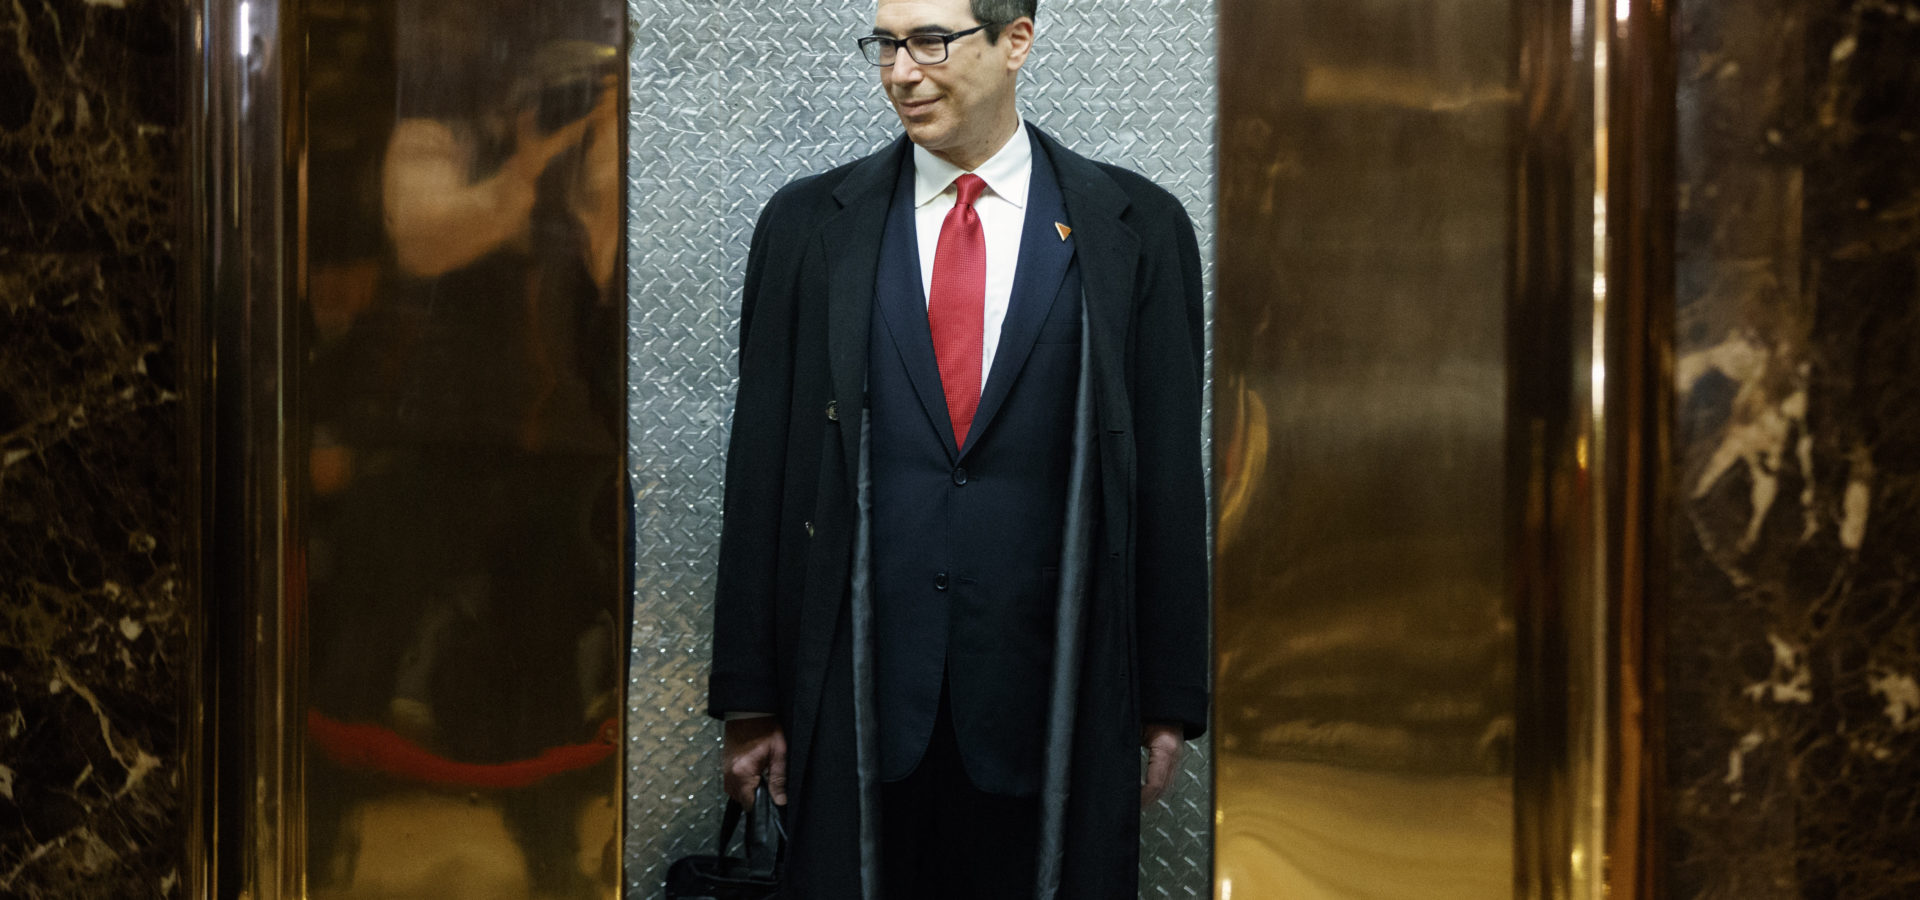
664;783;785;900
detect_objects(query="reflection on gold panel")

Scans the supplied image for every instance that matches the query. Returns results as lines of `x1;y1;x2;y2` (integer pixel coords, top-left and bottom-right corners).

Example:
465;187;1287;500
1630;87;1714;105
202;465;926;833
308;793;618;900
1214;0;1519;895
190;0;628;894
300;1;626;895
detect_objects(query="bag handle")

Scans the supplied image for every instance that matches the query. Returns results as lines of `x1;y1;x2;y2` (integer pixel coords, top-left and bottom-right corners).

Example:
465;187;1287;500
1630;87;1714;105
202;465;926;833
716;797;745;857
716;781;788;877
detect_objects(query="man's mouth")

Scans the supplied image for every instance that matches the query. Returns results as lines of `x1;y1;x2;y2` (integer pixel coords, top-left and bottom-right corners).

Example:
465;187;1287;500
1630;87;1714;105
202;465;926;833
896;96;940;114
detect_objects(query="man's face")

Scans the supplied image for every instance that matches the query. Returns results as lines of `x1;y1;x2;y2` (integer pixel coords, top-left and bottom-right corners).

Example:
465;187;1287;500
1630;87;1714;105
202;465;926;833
873;0;1032;167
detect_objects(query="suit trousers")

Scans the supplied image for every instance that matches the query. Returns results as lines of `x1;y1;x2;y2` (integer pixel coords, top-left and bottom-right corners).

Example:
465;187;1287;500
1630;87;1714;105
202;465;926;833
880;681;1040;900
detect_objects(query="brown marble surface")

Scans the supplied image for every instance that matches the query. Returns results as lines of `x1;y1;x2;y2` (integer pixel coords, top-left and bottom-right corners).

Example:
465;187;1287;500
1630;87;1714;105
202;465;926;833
0;0;187;895
1670;0;1920;895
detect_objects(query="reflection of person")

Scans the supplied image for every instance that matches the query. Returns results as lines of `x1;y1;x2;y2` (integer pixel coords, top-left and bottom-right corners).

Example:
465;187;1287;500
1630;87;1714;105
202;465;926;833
709;1;1208;897
382;68;620;289
303;41;622;900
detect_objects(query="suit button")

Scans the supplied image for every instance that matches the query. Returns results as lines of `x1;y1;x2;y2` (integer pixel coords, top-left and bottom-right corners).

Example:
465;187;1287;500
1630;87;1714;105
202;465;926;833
825;400;838;421
803;521;814;538
952;467;967;486
933;573;949;591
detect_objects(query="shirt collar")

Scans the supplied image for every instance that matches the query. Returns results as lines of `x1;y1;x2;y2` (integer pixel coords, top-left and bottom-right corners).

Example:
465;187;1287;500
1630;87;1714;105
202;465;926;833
912;121;1032;210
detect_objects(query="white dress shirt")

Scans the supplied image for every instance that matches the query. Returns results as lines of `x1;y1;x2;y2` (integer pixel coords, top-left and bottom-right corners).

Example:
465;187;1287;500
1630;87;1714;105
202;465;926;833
911;124;1032;391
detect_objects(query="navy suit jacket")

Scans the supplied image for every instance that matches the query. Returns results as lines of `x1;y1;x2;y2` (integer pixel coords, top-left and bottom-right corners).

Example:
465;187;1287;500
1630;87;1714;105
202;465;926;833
867;131;1084;795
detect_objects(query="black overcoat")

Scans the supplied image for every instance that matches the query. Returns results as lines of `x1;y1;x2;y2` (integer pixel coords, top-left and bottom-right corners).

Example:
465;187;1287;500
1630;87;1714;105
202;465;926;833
710;127;1209;899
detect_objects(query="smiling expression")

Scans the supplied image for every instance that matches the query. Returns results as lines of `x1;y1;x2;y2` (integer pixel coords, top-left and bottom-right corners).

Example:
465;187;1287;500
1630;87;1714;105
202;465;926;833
873;0;1033;170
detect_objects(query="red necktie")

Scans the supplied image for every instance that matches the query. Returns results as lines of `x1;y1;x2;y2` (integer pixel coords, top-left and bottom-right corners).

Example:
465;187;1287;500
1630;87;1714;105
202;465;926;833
928;173;987;450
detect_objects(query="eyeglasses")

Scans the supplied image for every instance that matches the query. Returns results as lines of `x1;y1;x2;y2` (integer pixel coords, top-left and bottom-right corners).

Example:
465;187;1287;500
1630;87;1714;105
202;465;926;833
857;24;991;66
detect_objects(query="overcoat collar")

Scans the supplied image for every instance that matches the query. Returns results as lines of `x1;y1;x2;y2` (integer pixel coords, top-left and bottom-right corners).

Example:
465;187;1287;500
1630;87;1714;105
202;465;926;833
819;125;1140;481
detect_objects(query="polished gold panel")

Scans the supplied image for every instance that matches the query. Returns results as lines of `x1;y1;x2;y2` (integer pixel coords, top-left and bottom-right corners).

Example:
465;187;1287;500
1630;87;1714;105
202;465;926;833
190;0;628;895
299;3;626;897
1208;0;1644;892
1214;0;1520;896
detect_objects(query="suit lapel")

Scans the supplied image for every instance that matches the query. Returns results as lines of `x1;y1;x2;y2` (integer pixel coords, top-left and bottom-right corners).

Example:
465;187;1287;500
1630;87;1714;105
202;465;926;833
818;129;1137;504
1034;129;1138;425
965;127;1075;458
823;138;912;482
874;161;962;458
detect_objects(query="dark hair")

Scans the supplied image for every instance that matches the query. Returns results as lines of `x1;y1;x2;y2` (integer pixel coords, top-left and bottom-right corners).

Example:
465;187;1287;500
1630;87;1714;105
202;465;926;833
973;0;1036;42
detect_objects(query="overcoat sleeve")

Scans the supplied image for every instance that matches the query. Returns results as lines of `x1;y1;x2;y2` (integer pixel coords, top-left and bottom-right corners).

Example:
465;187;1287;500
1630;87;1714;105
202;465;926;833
1128;194;1211;740
709;190;798;718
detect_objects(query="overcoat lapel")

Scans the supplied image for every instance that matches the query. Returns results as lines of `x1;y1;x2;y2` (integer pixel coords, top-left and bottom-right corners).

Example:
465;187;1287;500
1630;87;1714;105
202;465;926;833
1028;130;1145;900
822;139;910;490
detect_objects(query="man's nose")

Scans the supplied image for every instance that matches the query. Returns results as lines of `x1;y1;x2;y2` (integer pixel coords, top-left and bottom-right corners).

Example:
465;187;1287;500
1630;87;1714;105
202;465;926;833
887;51;924;83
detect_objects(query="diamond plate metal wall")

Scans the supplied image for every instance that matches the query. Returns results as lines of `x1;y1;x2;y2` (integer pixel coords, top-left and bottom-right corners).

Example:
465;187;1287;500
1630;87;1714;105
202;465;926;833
623;2;1215;897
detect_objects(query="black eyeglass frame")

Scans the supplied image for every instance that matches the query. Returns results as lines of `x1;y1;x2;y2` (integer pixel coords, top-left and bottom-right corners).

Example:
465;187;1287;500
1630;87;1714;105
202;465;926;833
857;23;993;66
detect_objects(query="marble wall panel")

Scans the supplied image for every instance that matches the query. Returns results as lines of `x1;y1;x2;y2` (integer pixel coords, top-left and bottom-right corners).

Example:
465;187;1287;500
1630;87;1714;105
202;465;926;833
1670;0;1920;895
0;0;187;896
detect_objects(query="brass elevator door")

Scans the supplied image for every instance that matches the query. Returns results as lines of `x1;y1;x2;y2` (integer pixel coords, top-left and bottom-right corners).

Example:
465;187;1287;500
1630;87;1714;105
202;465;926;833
299;1;627;897
1213;0;1521;895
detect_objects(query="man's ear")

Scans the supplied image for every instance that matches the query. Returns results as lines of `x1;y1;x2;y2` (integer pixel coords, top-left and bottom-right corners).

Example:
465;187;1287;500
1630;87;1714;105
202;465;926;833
1002;17;1035;71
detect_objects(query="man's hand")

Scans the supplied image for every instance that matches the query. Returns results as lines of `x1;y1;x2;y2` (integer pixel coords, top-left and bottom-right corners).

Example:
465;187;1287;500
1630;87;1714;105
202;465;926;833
1141;722;1185;806
723;717;788;807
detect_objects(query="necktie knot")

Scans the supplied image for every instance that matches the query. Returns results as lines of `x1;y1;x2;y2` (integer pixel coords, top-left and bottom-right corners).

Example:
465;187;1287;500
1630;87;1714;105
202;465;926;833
953;173;986;207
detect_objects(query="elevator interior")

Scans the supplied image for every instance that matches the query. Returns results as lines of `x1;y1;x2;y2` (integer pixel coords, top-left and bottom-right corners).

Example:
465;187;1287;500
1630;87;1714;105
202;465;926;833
184;0;1660;895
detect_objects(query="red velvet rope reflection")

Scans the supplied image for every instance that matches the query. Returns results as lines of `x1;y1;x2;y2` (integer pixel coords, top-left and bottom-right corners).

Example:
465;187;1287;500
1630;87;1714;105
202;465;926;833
306;710;617;789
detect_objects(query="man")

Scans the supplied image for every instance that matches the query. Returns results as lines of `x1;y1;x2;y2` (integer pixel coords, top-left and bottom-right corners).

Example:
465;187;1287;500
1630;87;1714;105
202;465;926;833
710;1;1208;897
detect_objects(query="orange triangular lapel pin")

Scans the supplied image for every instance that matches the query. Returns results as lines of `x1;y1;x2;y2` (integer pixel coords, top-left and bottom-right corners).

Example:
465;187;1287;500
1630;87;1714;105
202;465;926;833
1055;222;1071;241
